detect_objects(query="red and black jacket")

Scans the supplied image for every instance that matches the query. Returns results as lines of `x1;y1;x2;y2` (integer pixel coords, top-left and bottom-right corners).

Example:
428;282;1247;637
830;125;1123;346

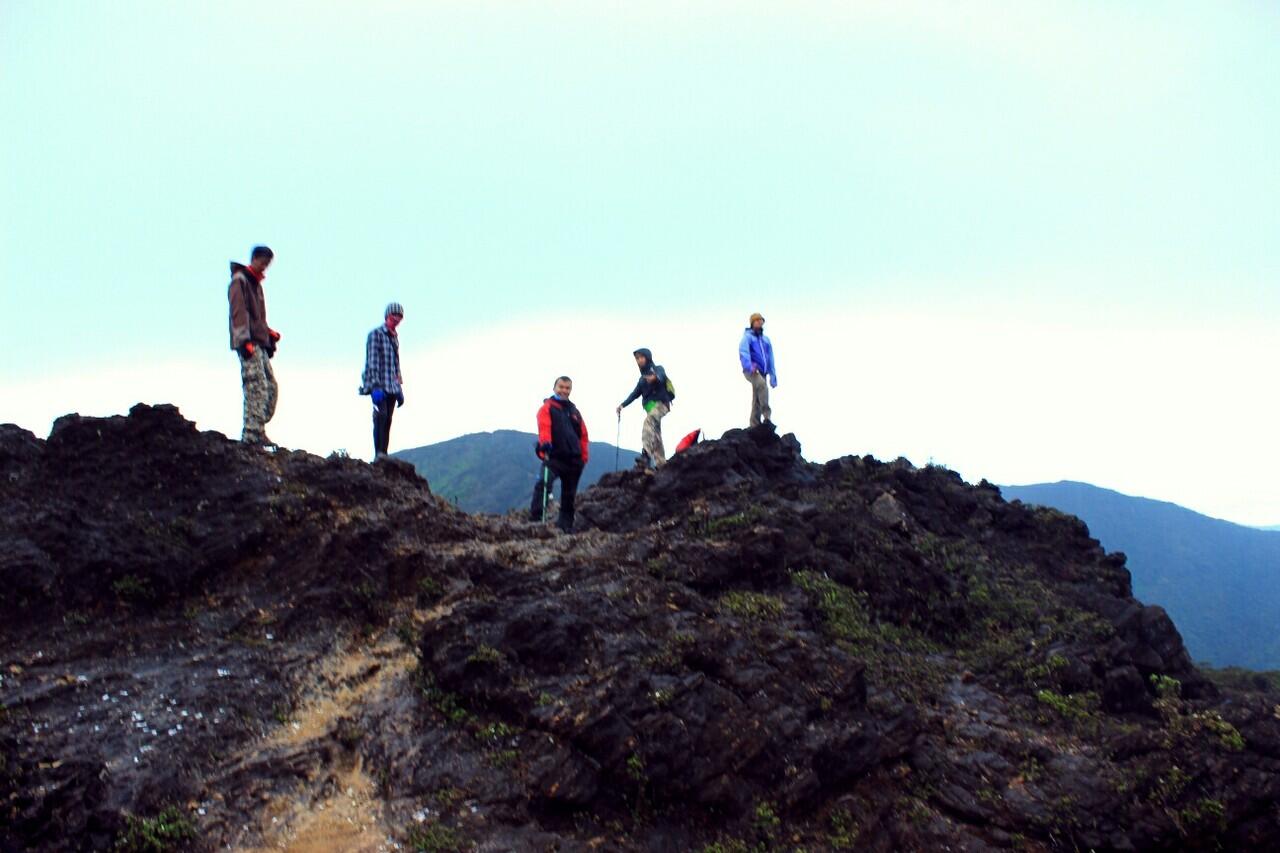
536;397;589;466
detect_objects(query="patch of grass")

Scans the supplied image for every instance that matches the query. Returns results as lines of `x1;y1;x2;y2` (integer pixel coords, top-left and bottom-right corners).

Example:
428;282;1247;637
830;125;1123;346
720;591;785;622
417;576;444;603
406;822;467;852
62;610;90;627
1021;654;1068;688
1152;675;1246;751
484;749;518;769
702;506;764;538
114;806;195;852
828;806;859;848
434;786;463;808
645;556;675;579
1150;674;1181;699
792;570;877;646
792;570;930;652
751;800;780;841
643;631;696;671
466;644;503;666
112;574;155;606
1178;797;1227;835
791;568;945;701
1148;766;1192;804
475;721;517;744
420;673;472;726
1035;689;1099;722
700;841;764;853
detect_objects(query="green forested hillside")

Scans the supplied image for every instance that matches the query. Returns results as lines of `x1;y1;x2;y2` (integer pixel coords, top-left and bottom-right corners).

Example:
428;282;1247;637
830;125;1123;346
394;430;638;514
1003;481;1280;670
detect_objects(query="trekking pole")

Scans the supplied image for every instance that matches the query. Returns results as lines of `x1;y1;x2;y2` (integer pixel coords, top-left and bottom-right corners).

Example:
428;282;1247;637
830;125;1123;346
615;411;622;471
540;458;550;517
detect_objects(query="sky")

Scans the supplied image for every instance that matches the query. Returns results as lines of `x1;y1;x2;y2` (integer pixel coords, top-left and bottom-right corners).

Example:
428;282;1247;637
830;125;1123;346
2;1;1279;524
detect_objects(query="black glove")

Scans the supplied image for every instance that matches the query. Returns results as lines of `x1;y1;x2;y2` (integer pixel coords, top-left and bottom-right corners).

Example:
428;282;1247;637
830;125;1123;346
395;391;405;408
537;442;553;459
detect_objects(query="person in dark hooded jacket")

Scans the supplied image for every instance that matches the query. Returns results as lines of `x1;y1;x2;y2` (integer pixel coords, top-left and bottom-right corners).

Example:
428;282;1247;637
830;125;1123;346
615;347;671;468
531;376;589;531
227;245;280;447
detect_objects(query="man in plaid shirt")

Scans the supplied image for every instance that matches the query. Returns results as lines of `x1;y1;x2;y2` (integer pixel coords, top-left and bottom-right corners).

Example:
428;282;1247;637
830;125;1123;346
359;302;405;458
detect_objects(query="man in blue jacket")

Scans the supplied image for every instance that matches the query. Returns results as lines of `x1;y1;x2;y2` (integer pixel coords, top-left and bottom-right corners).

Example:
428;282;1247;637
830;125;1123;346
738;312;777;426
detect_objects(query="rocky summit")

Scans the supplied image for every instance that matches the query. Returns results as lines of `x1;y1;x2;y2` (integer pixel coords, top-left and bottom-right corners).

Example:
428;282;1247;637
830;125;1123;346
2;405;1278;852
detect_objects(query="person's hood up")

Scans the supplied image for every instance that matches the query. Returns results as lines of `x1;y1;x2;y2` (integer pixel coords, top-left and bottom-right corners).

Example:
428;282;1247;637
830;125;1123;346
230;261;260;281
633;348;654;372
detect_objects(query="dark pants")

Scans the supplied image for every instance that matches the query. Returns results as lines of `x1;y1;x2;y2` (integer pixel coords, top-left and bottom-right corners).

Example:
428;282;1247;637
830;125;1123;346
530;458;584;531
372;395;396;456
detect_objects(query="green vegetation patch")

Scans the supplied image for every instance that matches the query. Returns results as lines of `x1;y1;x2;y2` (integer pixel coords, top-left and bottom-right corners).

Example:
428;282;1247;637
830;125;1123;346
1035;689;1099;722
465;644;503;665
112;574;155;606
114;806;195;852
701;506;765;538
827;806;859;848
419;672;473;726
719;591;785;622
406;822;468;852
792;570;929;652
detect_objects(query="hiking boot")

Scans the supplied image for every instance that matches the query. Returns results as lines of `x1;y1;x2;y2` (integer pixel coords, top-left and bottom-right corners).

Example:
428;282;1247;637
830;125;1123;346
243;434;278;451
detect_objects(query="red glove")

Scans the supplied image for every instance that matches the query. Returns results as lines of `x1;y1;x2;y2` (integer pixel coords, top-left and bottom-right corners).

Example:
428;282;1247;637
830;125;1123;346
268;329;281;343
243;342;256;357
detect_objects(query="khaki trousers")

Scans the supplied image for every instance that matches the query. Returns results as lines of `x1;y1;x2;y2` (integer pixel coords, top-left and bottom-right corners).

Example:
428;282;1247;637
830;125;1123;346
745;370;771;426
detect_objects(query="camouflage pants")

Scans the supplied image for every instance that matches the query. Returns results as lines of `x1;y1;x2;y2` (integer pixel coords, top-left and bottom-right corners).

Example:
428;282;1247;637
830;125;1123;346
642;402;668;467
239;348;278;442
745;370;771;425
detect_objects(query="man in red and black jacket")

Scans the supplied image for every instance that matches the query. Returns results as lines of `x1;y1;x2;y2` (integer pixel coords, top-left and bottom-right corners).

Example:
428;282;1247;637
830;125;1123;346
530;375;590;532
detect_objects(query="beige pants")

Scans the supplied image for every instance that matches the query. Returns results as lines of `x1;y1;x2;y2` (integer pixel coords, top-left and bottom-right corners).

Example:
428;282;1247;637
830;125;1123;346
240;348;278;441
642;402;669;467
745;370;771;426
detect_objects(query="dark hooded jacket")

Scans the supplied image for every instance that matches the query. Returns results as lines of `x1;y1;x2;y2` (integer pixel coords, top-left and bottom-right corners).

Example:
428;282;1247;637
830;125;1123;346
620;348;672;409
227;262;274;353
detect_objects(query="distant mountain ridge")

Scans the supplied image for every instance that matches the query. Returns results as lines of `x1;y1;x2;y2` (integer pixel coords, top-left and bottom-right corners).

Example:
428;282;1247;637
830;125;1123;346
394;429;638;514
1001;480;1280;670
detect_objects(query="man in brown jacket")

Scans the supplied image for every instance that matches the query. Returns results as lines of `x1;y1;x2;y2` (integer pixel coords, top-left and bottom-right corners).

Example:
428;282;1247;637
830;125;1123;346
227;245;281;446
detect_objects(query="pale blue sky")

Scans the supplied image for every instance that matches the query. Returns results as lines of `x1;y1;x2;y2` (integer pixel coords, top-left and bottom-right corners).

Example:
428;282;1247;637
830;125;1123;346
3;1;1279;522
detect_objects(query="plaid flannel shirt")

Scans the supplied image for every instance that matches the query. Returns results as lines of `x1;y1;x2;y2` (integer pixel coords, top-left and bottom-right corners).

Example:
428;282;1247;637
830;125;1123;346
360;325;402;395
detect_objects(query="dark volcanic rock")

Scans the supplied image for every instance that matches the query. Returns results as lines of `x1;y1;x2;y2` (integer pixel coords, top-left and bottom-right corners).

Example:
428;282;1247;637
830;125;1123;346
2;408;1279;851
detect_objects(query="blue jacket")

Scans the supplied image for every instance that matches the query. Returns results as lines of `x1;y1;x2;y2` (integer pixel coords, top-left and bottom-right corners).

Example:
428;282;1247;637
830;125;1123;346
739;329;776;384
